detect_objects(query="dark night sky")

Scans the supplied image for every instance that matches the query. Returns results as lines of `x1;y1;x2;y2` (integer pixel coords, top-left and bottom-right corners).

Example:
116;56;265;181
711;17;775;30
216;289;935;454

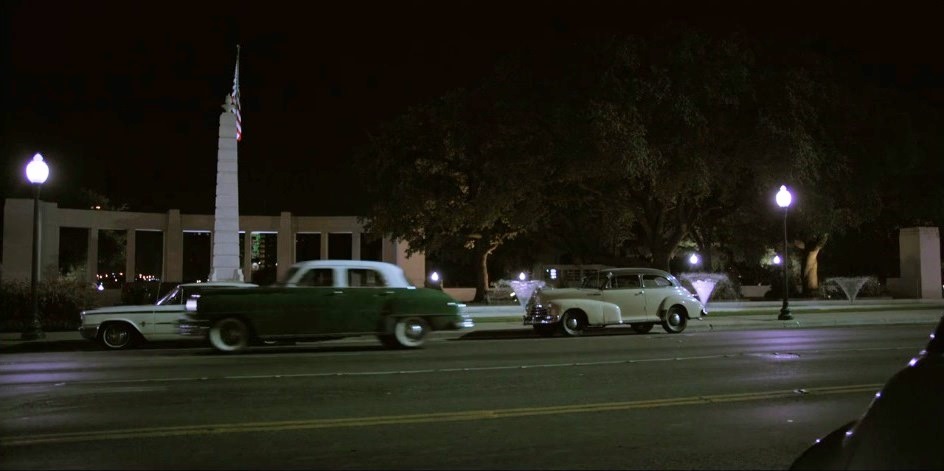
2;0;942;218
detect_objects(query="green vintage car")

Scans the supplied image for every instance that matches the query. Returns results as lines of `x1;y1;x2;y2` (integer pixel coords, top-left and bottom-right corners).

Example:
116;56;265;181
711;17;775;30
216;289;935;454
179;260;472;352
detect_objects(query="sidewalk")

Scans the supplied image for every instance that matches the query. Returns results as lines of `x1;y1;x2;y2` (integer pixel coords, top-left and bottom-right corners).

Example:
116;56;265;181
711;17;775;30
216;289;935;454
2;300;943;351
465;299;944;331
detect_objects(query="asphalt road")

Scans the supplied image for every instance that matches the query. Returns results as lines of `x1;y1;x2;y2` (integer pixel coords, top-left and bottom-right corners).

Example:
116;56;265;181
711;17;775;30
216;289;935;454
0;322;935;469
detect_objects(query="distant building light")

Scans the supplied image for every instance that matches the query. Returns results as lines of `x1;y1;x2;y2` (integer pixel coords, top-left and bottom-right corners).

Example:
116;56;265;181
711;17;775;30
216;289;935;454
549;268;558;280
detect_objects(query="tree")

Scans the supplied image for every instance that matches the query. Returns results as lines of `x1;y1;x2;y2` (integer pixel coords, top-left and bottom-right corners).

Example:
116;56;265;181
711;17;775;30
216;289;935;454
581;29;839;273
355;58;560;301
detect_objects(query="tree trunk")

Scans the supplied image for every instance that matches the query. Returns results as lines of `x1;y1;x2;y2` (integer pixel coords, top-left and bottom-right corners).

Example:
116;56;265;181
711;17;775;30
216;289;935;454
650;245;676;272
472;243;498;303
801;235;829;294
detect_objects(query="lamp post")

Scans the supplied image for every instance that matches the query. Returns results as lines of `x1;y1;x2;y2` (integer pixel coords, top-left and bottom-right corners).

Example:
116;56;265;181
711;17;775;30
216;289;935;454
22;154;50;340
776;185;793;320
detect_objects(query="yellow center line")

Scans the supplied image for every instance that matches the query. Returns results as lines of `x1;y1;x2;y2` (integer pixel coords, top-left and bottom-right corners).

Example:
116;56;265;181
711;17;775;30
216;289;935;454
1;383;882;447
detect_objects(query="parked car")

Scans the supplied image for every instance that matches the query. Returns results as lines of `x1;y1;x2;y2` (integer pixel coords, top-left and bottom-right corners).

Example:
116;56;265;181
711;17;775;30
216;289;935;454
790;314;944;470
523;267;706;337
179;260;473;353
79;281;258;350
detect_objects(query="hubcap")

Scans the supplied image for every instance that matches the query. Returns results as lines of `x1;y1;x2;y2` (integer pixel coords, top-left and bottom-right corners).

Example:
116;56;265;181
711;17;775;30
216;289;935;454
105;328;128;346
668;312;681;326
222;322;244;345
566;315;580;330
405;321;426;341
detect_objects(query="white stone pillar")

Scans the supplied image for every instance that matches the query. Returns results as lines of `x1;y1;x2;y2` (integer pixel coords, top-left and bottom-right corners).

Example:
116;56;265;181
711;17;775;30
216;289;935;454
125;229;136;282
898;227;942;299
163;209;182;282
209;96;243;282
277;212;295;281
242;231;253;283
87;228;99;284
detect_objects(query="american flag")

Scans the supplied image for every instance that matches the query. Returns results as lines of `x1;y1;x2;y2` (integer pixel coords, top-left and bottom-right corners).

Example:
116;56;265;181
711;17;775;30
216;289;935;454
231;45;242;142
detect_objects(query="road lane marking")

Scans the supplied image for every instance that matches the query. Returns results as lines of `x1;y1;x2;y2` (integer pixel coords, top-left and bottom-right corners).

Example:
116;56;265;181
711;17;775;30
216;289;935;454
1;345;916;387
1;383;882;447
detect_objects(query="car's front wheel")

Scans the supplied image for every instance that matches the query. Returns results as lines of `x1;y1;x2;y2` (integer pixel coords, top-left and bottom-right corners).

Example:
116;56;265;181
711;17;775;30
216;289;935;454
390;316;429;348
560;310;586;337
661;306;688;333
209;318;250;353
100;322;138;350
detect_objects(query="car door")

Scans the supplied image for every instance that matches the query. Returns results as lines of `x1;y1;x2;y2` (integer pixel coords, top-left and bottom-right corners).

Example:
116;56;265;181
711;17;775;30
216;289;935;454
147;286;184;340
642;273;677;321
601;272;648;323
265;267;345;336
322;268;392;334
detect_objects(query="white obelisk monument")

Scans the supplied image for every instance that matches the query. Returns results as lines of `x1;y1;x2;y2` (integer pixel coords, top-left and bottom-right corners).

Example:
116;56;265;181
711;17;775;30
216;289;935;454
209;47;244;282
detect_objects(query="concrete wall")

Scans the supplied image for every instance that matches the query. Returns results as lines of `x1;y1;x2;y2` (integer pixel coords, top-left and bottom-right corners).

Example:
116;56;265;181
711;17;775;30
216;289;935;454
2;198;424;285
887;226;942;299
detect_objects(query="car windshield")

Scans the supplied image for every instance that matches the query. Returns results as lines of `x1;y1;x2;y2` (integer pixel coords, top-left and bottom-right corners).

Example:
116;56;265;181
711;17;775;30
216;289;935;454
155;286;182;306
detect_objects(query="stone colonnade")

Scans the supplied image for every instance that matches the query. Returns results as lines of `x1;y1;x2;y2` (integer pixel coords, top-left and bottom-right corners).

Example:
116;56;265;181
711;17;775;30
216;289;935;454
2;198;425;286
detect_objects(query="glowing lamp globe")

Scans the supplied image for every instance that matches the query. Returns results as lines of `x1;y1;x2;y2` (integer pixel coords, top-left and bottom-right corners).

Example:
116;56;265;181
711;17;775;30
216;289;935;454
776;185;792;209
25;154;49;185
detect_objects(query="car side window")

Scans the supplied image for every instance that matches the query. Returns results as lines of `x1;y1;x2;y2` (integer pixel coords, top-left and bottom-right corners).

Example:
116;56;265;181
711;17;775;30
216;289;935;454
298;268;334;287
607;273;641;289
348;269;386;287
643;274;673;288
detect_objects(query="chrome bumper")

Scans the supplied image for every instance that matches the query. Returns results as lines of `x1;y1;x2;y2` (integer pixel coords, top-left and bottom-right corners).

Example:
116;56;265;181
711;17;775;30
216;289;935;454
523;306;560;325
78;325;99;340
454;314;475;329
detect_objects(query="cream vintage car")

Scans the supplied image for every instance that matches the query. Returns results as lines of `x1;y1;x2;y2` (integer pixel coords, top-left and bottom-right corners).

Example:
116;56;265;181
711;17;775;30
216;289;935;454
523;267;706;336
79;281;257;349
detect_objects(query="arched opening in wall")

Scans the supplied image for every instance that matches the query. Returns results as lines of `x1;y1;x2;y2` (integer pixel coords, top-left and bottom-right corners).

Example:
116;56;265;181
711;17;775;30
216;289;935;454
296;233;322;262
328;233;352;260
97;230;126;288
135;230;163;281
183;231;210;283
360;233;383;261
59;227;88;279
251;232;278;285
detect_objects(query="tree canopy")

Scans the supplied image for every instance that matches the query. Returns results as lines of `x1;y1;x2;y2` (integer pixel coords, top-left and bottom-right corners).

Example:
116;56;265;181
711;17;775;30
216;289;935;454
355;27;943;298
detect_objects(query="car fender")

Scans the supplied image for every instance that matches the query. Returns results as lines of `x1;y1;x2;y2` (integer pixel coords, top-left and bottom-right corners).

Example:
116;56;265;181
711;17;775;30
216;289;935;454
92;316;146;338
550;298;619;326
655;295;701;320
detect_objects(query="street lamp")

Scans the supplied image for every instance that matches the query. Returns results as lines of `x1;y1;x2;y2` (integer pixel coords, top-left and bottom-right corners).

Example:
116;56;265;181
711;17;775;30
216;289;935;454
22;153;49;340
689;253;700;267
428;271;442;289
776;184;793;321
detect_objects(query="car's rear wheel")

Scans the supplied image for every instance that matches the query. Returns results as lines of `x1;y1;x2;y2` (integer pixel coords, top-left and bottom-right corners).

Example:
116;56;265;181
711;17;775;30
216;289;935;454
391;316;429;348
533;325;556;337
560;310;586;337
100;322;137;350
209;318;250;352
661;306;688;333
631;323;654;334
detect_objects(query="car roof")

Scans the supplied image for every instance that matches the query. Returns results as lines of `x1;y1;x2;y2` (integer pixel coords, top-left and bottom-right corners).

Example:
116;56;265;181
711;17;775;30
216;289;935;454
178;282;258;288
290;260;401;271
599;268;674;276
